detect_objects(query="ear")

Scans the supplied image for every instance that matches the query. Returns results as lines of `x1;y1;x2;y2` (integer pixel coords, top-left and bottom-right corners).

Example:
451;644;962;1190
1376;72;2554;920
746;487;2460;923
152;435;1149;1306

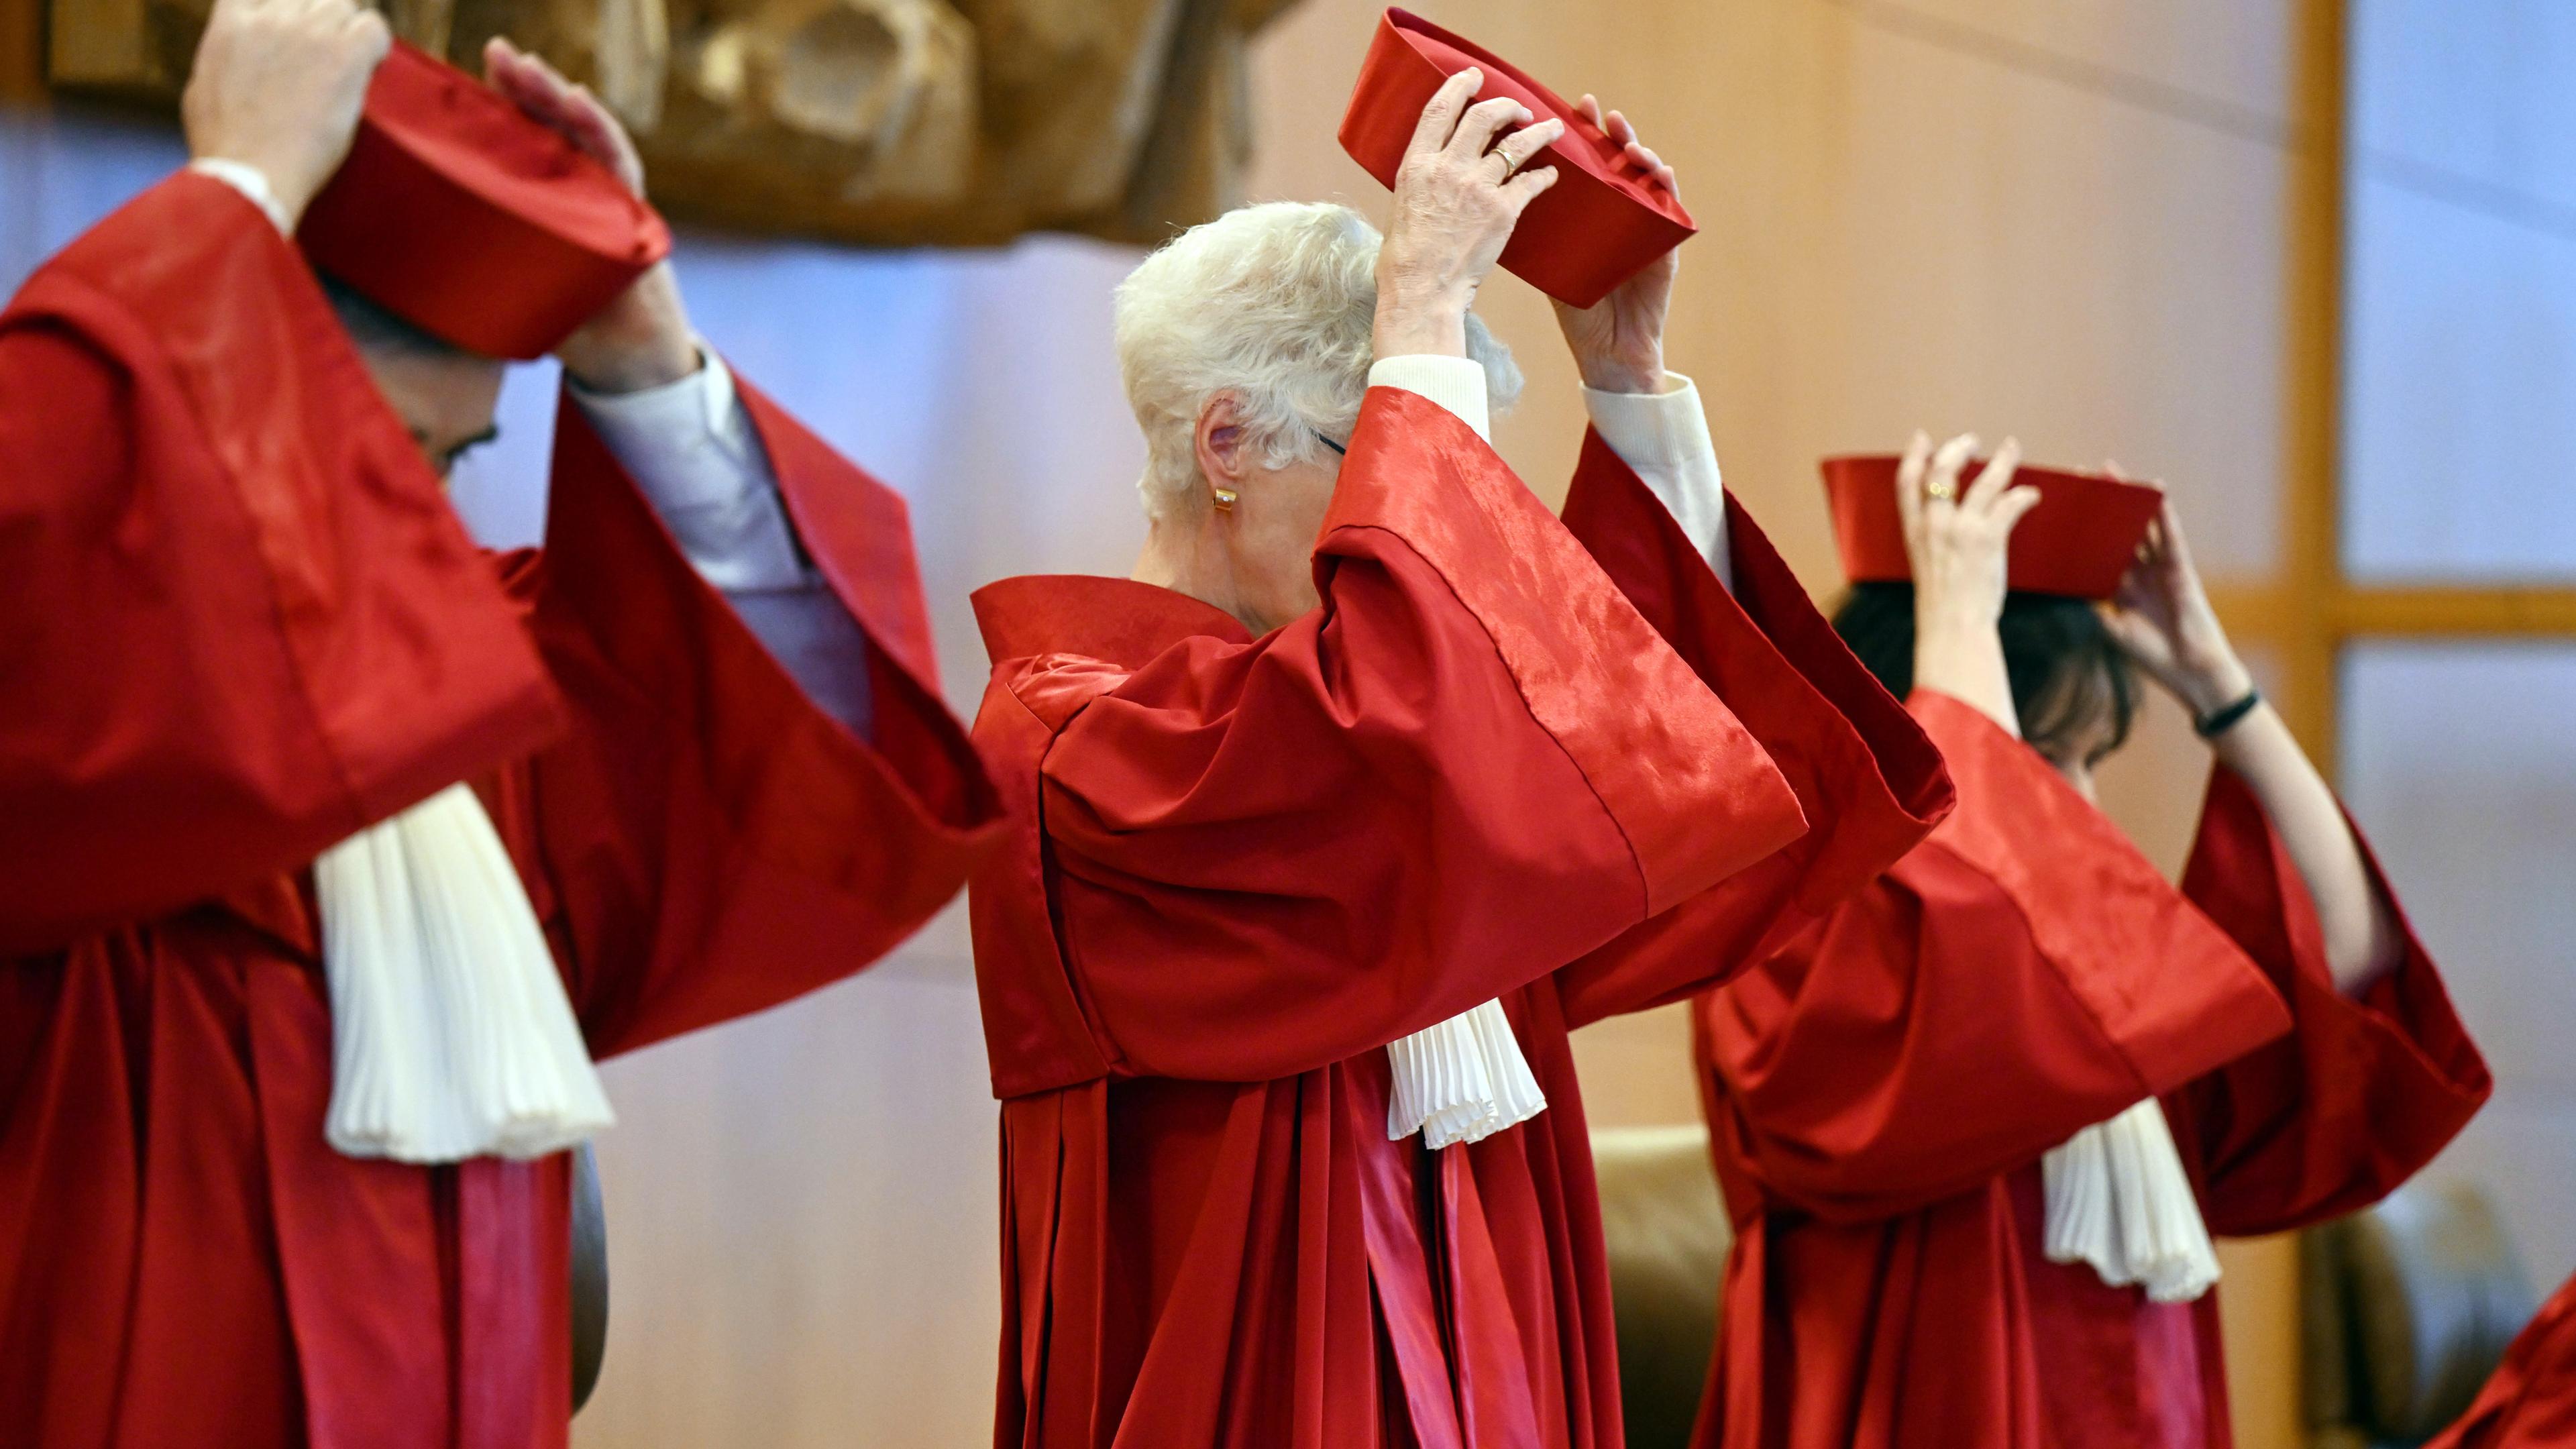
1192;393;1250;501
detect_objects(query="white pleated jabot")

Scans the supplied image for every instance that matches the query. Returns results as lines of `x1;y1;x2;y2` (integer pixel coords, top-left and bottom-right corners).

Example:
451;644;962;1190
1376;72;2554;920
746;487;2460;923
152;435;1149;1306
312;783;614;1164
2041;1096;2221;1304
1385;999;1548;1149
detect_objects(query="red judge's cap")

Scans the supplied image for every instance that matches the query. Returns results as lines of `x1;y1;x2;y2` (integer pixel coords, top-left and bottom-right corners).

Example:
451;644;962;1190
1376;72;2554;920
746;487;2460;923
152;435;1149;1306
1823;454;2165;600
1337;9;1695;308
297;40;672;361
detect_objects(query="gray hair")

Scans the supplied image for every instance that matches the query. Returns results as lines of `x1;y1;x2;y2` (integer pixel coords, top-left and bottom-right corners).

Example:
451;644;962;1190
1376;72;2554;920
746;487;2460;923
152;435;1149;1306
1114;201;1523;519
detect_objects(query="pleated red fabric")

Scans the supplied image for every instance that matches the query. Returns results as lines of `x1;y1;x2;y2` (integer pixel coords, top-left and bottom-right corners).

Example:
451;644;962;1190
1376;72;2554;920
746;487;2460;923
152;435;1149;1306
0;173;1001;1449
1689;693;2491;1449
965;402;1951;1448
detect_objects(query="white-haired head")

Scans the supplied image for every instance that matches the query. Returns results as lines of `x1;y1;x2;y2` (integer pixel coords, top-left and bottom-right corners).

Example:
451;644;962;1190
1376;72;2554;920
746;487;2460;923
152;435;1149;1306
1114;201;1522;519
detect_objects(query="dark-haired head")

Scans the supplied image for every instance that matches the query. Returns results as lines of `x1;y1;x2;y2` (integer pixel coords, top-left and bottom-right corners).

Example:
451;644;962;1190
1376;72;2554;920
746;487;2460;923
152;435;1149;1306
317;275;506;480
1833;581;2139;774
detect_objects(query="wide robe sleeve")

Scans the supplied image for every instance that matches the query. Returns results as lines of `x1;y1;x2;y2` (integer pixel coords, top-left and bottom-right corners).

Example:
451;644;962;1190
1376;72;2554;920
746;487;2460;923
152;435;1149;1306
2426;1269;2576;1449
506;384;1002;1059
2167;769;2489;1234
1010;387;1809;1083
1699;692;2294;1224
0;174;561;955
1552;431;1954;1026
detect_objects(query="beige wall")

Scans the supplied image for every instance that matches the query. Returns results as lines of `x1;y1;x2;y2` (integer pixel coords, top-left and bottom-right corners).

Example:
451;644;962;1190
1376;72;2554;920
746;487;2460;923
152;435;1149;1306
576;4;2324;1447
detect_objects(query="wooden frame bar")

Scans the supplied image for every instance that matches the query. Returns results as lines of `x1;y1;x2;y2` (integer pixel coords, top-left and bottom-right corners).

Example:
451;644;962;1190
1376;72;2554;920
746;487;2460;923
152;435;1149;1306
1;0;41;104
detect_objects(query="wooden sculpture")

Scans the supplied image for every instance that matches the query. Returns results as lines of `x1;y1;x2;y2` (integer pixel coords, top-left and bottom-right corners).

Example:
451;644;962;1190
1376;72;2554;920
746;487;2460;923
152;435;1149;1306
44;0;1305;245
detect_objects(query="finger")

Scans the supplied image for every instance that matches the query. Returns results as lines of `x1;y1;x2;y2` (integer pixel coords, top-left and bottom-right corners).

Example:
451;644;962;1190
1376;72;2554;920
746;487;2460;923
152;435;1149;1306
345;5;390;52
504;50;594;130
559;91;618;150
1576;93;1604;129
488;42;565;110
494;68;576;131
488;46;544;103
2096;602;2155;657
483;45;626;170
572;91;643;180
1499;164;1560;209
1409;68;1484;154
1894;429;1933;538
1994;484;2045;535
525;48;583;101
1624;140;1678;197
1605;107;1638;149
1962;436;2022;514
2156;498;2200;574
1926;432;1979;508
546;84;631;171
1449;95;1533;162
1488;116;1565;176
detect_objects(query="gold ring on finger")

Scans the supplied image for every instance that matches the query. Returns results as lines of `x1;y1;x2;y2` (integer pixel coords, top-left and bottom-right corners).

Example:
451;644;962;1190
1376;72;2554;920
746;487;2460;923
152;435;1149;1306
1925;478;1957;501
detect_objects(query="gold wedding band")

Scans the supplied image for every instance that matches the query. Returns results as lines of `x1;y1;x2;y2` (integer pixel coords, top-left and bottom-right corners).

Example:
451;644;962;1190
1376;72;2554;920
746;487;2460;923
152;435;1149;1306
1924;478;1957;501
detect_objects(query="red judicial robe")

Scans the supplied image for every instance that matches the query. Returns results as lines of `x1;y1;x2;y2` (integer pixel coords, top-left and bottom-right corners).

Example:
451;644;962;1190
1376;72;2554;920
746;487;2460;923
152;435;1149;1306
2428;1269;2576;1449
0;174;1000;1449
1690;691;2491;1449
966;402;1952;1449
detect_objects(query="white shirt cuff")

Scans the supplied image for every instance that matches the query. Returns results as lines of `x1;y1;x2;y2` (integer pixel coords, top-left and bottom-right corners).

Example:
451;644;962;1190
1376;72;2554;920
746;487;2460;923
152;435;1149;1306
189;158;294;235
565;350;810;594
1367;355;1491;442
1581;371;1732;592
566;352;878;735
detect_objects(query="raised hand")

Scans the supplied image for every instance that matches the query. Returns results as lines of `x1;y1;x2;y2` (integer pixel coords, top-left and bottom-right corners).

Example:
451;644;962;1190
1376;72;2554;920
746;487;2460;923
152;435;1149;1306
483;36;646;195
2100;494;2255;716
1373;68;1564;360
1902;432;2043;734
482;36;698;394
182;0;392;226
1550;95;1678;394
1902;433;2039;633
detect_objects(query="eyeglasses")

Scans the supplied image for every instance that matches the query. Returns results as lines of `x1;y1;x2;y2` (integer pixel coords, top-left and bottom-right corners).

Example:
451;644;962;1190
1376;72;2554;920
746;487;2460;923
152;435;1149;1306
1314;430;1348;457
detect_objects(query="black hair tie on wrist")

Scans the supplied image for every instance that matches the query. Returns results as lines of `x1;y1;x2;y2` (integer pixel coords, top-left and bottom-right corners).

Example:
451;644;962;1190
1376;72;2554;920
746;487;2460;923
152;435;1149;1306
2194;688;2263;739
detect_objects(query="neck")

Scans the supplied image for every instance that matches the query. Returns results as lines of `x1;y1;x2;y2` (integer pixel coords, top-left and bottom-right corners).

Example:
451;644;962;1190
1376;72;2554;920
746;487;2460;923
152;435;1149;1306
1134;511;1260;633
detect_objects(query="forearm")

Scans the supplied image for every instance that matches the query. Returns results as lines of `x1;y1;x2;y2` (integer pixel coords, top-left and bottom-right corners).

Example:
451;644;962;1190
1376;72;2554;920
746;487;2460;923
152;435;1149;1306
2208;701;2402;991
1914;612;2020;737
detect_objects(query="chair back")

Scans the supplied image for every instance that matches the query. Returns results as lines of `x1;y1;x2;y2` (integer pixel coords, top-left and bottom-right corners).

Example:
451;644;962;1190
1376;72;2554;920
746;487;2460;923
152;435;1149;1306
1592;1124;1733;1449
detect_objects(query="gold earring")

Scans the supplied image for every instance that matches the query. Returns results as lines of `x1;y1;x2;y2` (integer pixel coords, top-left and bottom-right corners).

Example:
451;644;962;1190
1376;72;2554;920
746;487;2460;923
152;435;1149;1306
1212;486;1239;511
